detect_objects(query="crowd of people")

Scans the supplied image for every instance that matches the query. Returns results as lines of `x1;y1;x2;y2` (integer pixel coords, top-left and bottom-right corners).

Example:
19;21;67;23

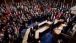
0;0;76;43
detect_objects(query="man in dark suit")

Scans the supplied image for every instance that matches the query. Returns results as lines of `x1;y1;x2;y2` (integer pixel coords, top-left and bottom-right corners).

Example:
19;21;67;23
33;21;38;30
62;15;76;34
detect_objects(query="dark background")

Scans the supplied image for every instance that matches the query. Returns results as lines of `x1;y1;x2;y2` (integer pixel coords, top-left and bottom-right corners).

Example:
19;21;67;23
0;0;76;4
